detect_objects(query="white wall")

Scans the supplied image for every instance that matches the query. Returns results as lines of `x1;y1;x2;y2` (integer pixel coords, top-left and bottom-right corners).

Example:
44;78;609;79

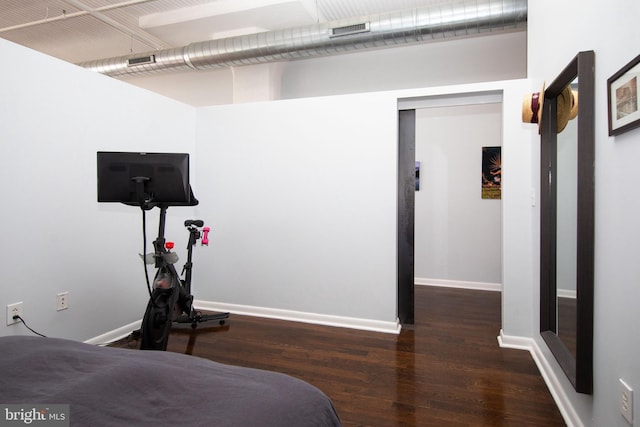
0;39;197;341
193;93;399;323
126;67;234;107
528;1;640;426
189;79;529;334
0;36;531;341
281;31;527;101
415;103;503;286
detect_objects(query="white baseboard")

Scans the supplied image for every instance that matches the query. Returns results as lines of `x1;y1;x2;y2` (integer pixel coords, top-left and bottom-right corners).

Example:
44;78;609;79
193;299;401;335
87;301;401;346
498;330;583;427
87;282;495;343
415;277;502;292
84;320;141;346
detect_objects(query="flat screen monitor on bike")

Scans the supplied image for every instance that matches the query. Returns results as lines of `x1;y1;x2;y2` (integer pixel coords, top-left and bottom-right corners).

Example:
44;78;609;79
97;151;198;209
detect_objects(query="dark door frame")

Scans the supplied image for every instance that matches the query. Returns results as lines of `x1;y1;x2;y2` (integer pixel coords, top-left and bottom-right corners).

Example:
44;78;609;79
396;91;504;327
397;109;416;325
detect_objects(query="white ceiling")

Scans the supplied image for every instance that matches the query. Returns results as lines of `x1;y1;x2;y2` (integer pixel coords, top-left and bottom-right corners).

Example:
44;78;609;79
0;0;459;65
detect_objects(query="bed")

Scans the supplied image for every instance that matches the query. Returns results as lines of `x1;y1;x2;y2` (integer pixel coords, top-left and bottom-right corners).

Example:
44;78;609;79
0;336;342;427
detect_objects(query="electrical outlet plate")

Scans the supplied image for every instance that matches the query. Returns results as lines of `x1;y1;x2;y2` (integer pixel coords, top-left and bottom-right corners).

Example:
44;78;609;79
6;302;23;325
57;292;69;311
620;378;634;424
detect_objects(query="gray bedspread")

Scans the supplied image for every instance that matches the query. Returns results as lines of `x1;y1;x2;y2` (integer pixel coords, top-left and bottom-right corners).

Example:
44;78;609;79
0;336;341;427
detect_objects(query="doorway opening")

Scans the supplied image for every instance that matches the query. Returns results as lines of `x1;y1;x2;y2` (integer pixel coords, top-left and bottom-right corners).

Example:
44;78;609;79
397;91;504;325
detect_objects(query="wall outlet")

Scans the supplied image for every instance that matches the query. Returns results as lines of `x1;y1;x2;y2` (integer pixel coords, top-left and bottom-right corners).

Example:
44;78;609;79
56;292;69;311
6;302;23;325
620;378;634;424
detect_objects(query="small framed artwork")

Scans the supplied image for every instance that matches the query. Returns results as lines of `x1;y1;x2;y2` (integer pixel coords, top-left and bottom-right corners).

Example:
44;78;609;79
607;54;640;136
482;146;501;199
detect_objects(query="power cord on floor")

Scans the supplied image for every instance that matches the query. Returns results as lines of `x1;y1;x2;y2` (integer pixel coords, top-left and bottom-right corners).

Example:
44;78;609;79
13;315;47;337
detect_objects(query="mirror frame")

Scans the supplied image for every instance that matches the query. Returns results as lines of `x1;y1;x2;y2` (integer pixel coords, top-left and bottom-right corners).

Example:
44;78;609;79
540;50;595;395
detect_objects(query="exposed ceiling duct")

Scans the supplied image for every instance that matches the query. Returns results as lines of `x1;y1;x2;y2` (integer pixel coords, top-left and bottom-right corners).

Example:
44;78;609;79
79;0;527;78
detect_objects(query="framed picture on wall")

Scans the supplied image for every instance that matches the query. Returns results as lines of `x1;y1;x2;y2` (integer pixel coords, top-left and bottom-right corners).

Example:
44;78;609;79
482;146;501;199
608;54;640;136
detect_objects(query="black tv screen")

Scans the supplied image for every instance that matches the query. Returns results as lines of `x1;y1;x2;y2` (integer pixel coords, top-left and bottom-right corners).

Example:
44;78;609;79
97;151;196;207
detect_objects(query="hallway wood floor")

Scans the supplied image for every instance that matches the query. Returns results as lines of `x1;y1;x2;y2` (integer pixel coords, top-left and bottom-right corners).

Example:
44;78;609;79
114;286;566;426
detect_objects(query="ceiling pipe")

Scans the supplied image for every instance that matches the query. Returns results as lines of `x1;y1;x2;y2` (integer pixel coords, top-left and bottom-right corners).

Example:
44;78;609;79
79;0;527;78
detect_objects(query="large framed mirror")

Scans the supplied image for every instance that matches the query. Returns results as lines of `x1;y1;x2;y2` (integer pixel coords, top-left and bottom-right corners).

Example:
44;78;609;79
540;50;595;394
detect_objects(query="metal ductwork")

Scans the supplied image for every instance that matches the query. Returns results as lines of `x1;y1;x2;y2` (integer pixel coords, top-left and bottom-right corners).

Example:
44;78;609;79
79;0;527;78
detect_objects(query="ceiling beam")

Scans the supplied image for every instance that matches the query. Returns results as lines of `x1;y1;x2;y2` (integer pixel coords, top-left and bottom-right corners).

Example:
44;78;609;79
61;0;172;50
0;0;154;34
139;0;301;28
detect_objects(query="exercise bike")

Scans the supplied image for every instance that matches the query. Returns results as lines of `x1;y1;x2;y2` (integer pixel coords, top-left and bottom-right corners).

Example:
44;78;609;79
96;151;229;352
139;205;229;351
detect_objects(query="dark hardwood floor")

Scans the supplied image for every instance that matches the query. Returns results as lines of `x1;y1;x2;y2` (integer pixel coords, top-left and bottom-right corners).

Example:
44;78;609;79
112;286;566;426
